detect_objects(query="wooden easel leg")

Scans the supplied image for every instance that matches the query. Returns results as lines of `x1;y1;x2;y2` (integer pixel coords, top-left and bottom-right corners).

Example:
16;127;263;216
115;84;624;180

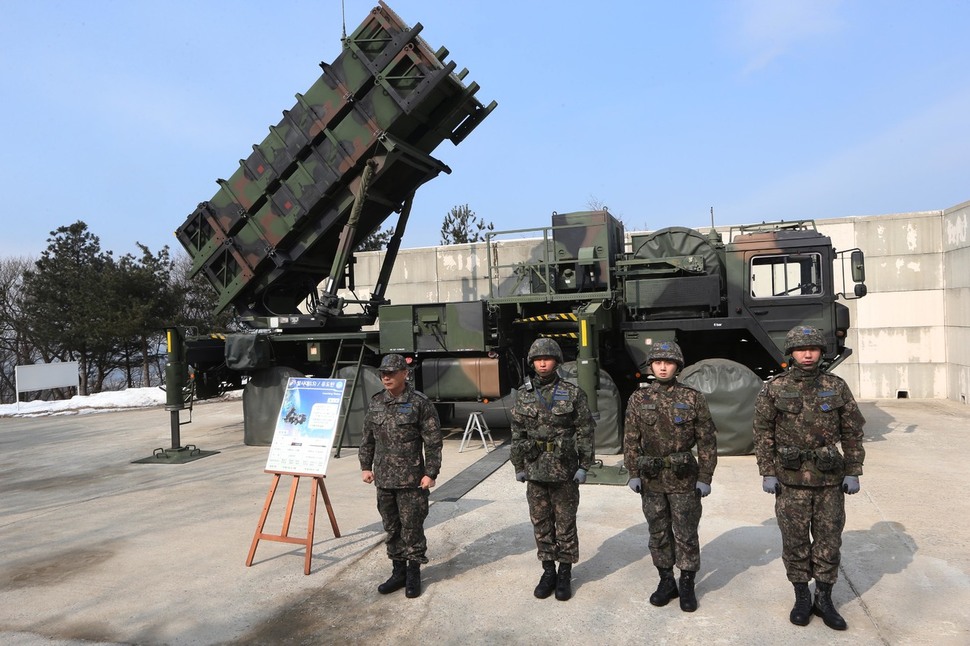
305;479;318;575
246;473;282;566
317;477;341;537
281;475;300;538
246;474;342;575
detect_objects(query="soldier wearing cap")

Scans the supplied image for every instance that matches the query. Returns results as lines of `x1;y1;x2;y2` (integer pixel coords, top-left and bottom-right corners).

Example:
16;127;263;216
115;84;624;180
510;337;595;601
623;340;717;613
359;353;442;598
753;325;866;630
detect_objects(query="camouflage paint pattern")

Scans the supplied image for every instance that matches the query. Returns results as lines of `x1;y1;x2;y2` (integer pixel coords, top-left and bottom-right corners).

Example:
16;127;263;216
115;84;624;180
641;491;703;571
527;480;580;563
753;359;865;584
359;383;442;488
376;487;430;563
752;366;865;486
623;380;717;492
175;1;495;316
550;211;625;293
511;371;594;563
623;378;716;571
510;376;595;482
360;381;442;563
775;484;844;583
419;358;501;400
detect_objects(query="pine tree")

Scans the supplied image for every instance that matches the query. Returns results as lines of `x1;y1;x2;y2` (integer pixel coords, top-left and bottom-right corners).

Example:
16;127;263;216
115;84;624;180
440;204;494;244
20;221;116;395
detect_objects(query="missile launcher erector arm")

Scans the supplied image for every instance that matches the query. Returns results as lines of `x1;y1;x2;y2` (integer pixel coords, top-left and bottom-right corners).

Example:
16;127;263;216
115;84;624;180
175;2;495;324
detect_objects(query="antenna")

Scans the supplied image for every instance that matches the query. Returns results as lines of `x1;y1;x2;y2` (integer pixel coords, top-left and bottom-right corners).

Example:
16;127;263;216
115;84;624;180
710;206;715;228
341;0;347;42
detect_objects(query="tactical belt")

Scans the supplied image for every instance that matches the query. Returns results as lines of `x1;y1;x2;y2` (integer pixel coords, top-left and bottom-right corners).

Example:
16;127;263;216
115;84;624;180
779;444;840;471
535;440;556;452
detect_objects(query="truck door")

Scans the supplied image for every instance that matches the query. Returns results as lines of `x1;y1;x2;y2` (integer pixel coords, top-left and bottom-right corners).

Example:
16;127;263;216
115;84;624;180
744;247;838;356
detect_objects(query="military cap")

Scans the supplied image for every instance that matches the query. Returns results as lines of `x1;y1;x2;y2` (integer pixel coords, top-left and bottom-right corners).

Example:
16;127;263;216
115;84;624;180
378;353;408;372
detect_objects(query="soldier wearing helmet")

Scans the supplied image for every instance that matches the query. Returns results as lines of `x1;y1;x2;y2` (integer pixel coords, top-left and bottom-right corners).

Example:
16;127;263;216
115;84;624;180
753;325;866;631
510;337;595;602
784;325;827;360
359;354;442;599
623;340;717;613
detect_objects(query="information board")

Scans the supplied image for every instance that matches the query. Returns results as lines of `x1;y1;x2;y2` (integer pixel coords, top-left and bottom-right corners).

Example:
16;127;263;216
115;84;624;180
264;378;346;476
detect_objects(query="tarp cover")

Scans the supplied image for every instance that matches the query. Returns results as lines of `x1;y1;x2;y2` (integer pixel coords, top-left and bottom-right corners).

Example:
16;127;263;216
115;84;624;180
558;361;623;455
226;335;272;371
243;366;304;446
680;358;763;456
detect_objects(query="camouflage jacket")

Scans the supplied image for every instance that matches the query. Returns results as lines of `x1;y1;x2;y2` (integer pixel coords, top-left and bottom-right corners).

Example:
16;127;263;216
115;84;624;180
753;366;865;487
623;380;717;493
359;385;442;489
510;375;595;482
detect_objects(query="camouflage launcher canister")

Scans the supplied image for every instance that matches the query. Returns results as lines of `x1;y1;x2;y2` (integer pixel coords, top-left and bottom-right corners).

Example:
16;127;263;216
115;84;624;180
176;1;495;317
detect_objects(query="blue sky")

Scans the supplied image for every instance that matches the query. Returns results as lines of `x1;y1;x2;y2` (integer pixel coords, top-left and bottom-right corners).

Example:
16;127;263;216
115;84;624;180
2;0;969;260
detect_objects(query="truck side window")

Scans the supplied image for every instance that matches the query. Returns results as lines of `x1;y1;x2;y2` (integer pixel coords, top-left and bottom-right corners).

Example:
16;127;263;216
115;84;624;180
749;253;822;298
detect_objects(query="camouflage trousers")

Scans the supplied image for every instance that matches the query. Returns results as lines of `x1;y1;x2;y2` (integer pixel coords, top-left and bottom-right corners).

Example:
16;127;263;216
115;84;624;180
526;480;580;563
641;490;703;571
376;487;430;564
775;484;845;584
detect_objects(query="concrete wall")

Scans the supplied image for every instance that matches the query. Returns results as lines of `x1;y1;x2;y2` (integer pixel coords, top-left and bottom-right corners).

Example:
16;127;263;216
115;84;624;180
944;200;970;404
848;212;947;398
343;202;970;404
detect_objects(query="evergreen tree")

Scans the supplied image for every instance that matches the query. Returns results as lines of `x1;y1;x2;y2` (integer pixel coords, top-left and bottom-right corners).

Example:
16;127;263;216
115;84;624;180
20;221;116;395
356;226;395;252
440;204;494;245
110;244;180;387
171;252;238;333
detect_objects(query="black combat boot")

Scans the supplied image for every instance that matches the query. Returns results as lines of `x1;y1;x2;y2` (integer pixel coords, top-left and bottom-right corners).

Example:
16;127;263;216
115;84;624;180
404;560;422;598
649;567;679;607
555;563;572;601
534;560;557;599
678;570;698;612
377;559;406;594
813;581;847;630
790;582;812;626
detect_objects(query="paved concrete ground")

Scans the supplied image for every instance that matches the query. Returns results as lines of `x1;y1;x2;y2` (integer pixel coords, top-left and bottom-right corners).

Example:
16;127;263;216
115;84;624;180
1;398;968;645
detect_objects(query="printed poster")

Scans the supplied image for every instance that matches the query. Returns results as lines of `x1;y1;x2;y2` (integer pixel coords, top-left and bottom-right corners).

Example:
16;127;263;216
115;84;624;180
265;377;346;476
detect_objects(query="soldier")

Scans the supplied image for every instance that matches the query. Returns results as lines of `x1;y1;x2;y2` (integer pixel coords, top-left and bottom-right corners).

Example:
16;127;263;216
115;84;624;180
753;325;865;630
510;338;595;601
359;353;443;599
623;340;717;613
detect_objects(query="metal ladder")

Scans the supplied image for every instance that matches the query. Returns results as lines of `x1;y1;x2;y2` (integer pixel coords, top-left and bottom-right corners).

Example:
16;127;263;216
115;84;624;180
459;411;497;453
332;338;367;458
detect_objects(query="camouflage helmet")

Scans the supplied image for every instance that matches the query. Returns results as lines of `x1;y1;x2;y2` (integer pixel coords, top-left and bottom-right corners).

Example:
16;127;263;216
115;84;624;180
527;337;563;363
647;340;684;370
784;325;826;354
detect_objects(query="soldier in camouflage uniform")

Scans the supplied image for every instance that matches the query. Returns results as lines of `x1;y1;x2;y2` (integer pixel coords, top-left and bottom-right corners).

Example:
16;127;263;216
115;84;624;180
753;325;865;630
510;338;595;602
360;353;443;599
623;340;717;613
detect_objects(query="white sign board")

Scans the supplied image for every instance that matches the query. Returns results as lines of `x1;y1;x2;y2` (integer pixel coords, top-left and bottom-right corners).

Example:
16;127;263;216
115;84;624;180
264;377;347;477
15;361;80;401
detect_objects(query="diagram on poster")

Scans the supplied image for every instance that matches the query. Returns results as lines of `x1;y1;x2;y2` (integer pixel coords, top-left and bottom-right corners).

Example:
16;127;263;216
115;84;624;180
265;377;346;476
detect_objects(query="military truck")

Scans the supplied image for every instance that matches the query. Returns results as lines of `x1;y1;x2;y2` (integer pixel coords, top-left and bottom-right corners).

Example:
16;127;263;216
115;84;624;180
165;2;867;456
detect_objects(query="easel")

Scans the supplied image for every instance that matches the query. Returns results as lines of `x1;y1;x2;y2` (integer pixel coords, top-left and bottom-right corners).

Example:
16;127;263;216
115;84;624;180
246;471;341;575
